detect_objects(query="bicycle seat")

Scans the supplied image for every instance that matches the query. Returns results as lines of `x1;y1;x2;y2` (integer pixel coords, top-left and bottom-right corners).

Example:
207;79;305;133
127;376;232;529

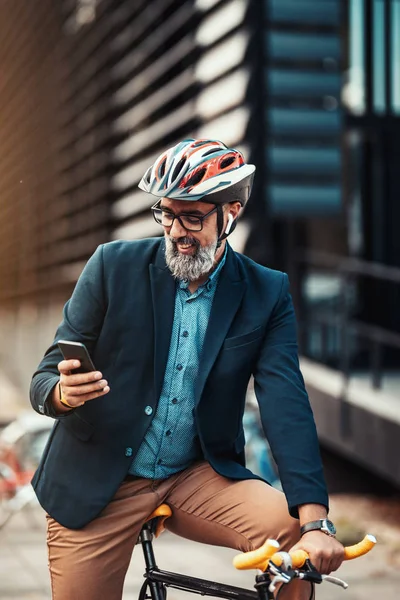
144;503;172;537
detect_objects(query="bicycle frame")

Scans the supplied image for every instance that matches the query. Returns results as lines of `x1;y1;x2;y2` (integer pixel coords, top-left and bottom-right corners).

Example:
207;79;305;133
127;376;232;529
138;524;273;600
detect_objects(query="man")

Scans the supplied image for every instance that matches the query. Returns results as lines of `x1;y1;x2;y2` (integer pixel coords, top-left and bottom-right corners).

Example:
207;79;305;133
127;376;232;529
30;138;343;600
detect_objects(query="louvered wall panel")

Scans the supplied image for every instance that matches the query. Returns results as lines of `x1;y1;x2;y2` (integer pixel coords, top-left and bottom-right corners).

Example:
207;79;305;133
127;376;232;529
264;0;343;215
0;0;259;300
109;0;201;240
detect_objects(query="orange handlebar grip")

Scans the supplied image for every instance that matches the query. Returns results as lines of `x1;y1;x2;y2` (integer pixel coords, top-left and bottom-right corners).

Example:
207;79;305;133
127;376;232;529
233;539;280;570
233;534;376;571
343;534;377;560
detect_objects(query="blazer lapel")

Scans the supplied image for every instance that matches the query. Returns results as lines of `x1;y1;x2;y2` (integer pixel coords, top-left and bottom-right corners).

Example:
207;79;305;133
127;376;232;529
195;245;246;405
149;240;176;402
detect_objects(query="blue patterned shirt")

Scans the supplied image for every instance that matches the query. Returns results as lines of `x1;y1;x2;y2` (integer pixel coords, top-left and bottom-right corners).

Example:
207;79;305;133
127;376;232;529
129;247;227;478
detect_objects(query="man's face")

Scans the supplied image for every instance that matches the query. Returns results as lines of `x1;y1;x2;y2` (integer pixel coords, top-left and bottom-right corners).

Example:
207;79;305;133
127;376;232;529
160;198;220;281
160;198;219;254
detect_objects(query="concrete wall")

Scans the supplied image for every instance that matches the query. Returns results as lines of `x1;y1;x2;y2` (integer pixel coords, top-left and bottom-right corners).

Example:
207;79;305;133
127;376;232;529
301;358;400;488
0;300;65;408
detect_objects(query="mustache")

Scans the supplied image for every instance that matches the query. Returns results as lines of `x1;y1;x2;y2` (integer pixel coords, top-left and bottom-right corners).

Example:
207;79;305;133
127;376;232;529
168;235;200;247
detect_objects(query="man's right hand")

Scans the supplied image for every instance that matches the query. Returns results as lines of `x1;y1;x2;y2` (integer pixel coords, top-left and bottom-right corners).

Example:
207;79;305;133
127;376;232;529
52;359;110;413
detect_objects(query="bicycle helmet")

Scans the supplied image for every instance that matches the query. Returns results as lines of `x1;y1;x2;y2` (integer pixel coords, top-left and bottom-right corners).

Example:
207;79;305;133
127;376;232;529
139;138;255;242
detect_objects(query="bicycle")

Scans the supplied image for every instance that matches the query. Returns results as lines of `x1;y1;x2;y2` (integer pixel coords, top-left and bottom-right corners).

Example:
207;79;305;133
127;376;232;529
0;413;51;530
0;461;38;530
137;504;376;600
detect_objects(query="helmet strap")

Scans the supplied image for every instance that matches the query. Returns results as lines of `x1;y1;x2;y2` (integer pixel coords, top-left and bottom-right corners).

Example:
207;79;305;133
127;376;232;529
216;205;224;248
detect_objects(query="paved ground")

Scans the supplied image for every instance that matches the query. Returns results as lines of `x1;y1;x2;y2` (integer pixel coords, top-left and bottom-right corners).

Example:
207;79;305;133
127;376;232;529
1;368;399;599
1;498;400;600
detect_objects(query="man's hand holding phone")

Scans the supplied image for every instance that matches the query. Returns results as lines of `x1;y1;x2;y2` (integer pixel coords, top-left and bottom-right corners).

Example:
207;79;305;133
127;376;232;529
53;360;110;412
52;341;110;413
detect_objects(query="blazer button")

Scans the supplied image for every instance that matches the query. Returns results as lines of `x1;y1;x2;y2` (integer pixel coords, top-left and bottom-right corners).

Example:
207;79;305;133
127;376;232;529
144;406;153;416
125;447;133;457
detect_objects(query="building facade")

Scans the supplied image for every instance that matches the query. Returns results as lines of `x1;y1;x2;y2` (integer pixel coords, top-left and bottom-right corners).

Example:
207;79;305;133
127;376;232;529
1;0;399;484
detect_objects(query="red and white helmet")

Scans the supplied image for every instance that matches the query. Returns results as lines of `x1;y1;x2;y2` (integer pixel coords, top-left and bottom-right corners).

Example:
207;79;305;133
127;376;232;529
139;138;255;206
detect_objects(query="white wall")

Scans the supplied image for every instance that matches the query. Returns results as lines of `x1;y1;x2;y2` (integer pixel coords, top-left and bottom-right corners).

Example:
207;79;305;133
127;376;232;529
0;300;65;409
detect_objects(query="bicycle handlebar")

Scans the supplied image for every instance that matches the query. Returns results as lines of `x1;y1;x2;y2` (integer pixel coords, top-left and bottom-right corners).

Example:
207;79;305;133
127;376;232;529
233;534;377;571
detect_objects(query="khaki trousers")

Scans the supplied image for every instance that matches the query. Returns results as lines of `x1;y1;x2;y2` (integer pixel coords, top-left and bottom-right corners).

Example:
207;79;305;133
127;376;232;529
46;461;312;600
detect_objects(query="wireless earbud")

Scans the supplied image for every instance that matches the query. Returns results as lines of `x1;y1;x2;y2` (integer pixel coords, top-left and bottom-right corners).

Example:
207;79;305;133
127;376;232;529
225;214;234;235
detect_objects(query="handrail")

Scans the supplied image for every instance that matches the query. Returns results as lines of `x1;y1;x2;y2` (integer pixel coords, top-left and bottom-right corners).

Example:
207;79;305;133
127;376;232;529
307;314;400;350
298;250;400;283
295;250;400;391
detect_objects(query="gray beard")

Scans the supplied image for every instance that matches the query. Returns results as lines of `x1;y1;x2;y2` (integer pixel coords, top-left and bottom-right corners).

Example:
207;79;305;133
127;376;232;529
165;235;218;281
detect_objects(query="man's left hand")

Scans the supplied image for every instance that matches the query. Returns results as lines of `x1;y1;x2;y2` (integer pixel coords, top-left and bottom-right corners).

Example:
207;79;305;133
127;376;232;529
289;531;345;574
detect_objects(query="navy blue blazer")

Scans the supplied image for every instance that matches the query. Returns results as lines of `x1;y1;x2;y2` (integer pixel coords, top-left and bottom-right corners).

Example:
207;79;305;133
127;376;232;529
30;238;328;529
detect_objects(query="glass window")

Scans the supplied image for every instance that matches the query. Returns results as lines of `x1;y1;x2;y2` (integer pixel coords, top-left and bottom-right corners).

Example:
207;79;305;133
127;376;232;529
373;0;386;113
268;108;341;135
268;0;340;25
268;184;341;215
267;146;341;175
391;0;400;113
267;69;341;97
267;32;340;61
346;0;366;114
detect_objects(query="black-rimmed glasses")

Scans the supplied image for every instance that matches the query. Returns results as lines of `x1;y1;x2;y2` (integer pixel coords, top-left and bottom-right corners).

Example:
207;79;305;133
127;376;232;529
151;201;218;232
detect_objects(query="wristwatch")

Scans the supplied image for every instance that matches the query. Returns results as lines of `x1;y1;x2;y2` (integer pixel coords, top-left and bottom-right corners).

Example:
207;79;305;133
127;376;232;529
300;519;337;537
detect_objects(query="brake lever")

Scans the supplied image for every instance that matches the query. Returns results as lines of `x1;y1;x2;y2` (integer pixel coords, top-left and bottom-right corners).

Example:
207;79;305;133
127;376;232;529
298;562;348;589
299;570;348;589
267;562;296;593
268;565;297;592
268;572;292;593
298;570;322;584
321;575;349;589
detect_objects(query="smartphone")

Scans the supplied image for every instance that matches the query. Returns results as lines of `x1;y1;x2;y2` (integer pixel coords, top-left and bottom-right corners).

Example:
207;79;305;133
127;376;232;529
57;340;97;373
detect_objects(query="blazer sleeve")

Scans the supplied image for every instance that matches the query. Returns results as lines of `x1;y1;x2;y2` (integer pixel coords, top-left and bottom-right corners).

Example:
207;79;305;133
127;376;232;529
30;244;107;418
253;272;329;518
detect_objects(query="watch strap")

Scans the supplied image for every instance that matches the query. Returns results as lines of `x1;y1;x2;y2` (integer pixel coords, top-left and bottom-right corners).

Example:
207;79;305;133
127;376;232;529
300;519;336;537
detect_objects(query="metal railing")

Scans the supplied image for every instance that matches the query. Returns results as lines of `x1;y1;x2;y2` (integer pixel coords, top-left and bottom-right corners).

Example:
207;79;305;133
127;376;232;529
296;250;400;392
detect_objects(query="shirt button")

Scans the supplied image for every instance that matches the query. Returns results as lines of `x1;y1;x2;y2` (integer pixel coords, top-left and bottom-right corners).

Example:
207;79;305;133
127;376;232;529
176;364;183;371
182;331;189;337
125;447;133;457
157;458;163;465
171;398;178;404
144;406;153;416
165;430;172;436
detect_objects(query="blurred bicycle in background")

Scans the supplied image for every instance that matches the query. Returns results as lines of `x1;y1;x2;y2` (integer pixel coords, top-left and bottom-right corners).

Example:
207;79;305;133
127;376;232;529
0;412;52;529
243;384;281;490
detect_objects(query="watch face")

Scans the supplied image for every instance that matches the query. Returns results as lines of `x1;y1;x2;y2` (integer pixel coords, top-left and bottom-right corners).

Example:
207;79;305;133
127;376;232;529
324;520;336;535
